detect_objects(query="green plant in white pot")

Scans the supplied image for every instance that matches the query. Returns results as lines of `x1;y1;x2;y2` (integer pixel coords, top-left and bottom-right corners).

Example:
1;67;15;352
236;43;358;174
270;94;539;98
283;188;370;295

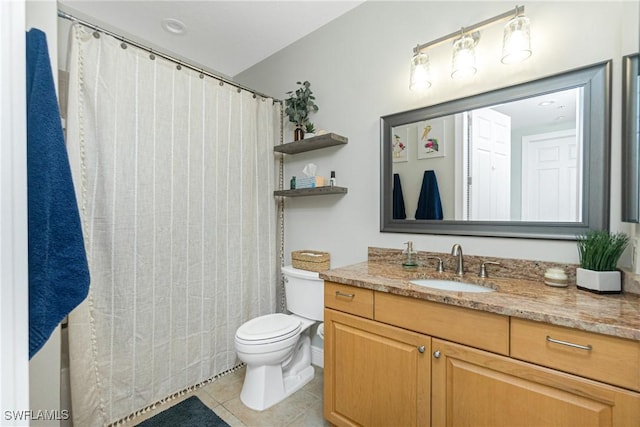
576;230;629;293
304;122;316;138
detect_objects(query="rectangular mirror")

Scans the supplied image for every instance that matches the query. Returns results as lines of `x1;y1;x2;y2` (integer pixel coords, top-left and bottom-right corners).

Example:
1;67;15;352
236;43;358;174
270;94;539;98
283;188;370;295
381;61;611;239
622;53;640;223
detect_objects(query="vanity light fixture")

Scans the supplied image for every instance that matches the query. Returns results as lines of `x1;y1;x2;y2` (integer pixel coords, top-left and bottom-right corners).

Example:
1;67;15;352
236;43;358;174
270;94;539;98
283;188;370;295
410;5;531;91
501;13;532;64
410;49;431;90
451;31;479;79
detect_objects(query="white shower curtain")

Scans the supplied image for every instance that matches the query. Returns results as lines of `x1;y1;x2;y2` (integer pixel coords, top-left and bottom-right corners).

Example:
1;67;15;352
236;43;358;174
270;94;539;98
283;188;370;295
65;24;279;426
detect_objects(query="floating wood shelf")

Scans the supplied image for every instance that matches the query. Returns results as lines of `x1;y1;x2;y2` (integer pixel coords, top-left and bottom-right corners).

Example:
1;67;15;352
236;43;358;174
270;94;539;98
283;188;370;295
274;186;348;197
274;133;348;155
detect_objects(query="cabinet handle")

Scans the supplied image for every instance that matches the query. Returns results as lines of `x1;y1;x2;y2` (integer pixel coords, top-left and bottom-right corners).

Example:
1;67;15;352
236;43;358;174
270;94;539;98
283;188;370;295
335;291;355;299
546;335;592;351
433;350;441;359
417;345;425;353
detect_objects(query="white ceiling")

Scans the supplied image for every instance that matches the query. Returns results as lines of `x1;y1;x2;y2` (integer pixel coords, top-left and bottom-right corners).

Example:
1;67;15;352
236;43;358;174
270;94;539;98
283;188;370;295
492;88;578;131
57;0;365;78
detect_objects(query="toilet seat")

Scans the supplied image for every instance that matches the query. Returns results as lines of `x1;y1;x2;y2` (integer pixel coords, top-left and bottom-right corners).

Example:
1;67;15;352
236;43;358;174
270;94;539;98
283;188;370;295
235;313;301;345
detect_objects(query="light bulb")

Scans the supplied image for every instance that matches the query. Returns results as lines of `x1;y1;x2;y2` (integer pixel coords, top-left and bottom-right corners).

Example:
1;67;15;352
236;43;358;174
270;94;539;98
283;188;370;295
410;51;431;91
502;15;532;64
451;35;477;79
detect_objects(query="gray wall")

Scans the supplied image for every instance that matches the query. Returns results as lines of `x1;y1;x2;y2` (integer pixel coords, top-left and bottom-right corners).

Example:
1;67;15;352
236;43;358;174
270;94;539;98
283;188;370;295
236;1;638;268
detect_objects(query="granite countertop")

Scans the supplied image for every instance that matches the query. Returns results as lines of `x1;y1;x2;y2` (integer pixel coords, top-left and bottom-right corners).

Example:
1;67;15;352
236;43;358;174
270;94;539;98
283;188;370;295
320;261;640;341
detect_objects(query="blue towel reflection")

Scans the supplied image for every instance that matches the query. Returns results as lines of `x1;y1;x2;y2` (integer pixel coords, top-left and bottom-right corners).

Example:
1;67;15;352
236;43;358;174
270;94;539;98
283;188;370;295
393;173;406;219
415;170;443;220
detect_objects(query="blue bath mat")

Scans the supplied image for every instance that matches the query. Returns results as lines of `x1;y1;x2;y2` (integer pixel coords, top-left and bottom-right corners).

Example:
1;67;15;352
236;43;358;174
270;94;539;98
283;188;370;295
135;396;230;427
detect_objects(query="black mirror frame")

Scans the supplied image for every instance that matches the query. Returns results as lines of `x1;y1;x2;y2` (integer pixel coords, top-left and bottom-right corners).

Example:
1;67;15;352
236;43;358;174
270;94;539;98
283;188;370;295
622;53;640;223
381;60;612;240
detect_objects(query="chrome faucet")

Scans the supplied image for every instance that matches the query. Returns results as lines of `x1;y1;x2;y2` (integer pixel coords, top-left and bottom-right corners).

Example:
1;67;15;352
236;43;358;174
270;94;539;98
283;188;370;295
451;244;464;276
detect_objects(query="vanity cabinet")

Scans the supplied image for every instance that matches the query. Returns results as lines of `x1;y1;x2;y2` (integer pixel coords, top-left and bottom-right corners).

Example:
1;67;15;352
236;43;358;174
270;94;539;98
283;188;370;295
323;281;640;427
323;309;431;427
273;132;348;197
324;281;430;426
510;318;640;392
374;291;509;355
432;338;640;426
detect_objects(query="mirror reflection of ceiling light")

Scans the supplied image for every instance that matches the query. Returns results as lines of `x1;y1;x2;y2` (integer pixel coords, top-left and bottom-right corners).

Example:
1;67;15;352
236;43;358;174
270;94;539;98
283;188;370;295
161;18;186;35
410;5;532;91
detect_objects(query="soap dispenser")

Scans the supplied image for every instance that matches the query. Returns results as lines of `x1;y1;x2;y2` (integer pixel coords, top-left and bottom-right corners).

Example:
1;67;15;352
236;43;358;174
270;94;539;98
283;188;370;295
402;241;418;269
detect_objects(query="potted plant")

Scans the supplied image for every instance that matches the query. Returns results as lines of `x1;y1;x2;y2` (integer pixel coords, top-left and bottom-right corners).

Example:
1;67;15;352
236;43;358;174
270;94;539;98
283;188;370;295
284;81;319;141
576;230;630;293
304;122;316;138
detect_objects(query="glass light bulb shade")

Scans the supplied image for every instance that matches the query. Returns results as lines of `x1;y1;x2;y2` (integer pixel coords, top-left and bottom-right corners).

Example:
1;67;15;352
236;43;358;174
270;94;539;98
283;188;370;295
410;51;431;91
502;15;532;64
451;35;477;79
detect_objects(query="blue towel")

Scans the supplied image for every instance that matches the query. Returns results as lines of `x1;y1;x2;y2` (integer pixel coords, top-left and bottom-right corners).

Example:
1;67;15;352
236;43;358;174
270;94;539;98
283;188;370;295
393;173;406;219
26;28;90;358
415;170;444;220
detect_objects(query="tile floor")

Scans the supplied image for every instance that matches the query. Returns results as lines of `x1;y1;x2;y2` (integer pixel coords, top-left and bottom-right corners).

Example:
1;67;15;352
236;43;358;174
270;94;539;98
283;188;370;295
125;366;329;427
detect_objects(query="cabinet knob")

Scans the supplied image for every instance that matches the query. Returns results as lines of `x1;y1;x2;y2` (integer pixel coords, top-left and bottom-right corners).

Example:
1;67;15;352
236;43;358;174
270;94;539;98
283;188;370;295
433;350;441;359
417;345;425;353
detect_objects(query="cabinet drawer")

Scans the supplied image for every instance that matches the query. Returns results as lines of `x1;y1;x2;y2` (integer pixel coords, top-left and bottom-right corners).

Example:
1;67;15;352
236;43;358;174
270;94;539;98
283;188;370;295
511;318;640;392
324;282;374;319
375;291;509;355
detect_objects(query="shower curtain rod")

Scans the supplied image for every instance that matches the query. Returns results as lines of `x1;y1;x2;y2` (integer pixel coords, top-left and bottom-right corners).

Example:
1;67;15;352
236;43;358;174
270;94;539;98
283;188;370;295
57;10;281;103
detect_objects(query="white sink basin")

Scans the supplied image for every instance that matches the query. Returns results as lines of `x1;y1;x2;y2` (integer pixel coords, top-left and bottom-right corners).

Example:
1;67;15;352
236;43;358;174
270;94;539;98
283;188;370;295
409;279;495;293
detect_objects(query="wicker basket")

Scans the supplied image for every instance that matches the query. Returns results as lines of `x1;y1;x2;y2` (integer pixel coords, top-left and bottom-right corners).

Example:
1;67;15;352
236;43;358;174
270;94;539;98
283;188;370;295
291;250;330;272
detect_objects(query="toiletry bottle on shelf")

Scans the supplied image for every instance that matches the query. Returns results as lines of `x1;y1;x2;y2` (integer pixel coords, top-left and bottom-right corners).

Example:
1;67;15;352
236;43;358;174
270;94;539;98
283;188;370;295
290;176;296;189
330;171;336;187
402;241;418;269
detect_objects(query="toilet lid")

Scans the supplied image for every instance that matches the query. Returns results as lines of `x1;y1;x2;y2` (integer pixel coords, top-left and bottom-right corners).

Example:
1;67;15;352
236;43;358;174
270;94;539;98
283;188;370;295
236;313;301;343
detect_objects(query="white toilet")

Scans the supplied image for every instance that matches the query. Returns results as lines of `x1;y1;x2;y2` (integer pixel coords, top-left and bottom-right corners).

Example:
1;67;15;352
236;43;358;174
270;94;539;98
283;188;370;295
234;265;324;411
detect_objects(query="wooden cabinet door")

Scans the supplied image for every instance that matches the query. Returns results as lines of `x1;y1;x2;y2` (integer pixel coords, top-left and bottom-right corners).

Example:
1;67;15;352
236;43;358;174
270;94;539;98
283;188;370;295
431;338;640;427
324;308;431;427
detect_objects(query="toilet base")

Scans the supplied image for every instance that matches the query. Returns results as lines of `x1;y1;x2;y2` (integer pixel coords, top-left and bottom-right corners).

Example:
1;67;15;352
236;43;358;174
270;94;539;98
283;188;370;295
285;363;314;394
239;336;315;411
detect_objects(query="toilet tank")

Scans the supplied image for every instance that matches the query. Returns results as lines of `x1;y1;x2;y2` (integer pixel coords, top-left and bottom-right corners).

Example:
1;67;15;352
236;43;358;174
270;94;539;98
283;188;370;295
282;265;324;321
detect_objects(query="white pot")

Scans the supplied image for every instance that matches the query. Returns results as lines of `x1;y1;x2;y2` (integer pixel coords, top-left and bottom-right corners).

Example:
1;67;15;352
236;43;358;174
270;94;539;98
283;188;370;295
576;267;621;293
